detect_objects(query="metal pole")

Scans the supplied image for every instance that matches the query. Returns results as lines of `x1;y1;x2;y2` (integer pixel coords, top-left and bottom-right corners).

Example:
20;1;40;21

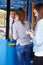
31;2;34;29
6;0;10;39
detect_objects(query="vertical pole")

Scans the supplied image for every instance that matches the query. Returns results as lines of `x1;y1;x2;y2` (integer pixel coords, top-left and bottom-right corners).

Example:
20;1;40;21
27;0;29;20
6;0;10;39
31;2;34;29
29;0;32;23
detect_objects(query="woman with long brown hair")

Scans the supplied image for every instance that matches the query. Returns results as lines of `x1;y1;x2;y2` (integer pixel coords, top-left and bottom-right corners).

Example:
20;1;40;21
26;3;43;65
13;8;31;65
33;3;43;65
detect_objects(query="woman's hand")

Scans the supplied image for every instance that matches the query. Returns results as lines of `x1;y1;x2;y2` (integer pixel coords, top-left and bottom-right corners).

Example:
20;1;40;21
26;29;34;38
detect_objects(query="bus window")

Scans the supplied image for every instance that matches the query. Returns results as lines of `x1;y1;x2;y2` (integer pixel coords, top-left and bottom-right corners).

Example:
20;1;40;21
0;0;7;39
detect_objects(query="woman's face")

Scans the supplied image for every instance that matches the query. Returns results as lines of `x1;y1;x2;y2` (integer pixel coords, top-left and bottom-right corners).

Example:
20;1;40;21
34;9;38;19
15;14;19;21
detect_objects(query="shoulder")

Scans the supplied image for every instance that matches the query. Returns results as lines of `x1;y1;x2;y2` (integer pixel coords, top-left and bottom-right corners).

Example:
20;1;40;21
36;19;43;30
37;19;43;26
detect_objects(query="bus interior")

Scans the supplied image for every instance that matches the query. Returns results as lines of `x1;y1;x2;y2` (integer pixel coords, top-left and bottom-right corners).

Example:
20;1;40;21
0;0;43;65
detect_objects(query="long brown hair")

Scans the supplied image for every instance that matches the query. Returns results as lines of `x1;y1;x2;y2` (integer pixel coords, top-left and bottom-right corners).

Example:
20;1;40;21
34;3;43;20
17;8;25;25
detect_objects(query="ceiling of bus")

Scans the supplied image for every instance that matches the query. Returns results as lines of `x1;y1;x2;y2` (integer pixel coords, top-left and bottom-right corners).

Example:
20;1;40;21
0;0;43;9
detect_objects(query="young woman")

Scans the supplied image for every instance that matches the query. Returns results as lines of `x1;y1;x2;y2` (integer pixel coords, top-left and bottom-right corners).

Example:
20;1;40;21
13;8;31;65
33;3;43;65
26;3;43;65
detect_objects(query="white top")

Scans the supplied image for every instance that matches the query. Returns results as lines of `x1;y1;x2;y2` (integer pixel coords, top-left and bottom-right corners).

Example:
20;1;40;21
13;20;30;46
35;52;43;57
33;19;43;56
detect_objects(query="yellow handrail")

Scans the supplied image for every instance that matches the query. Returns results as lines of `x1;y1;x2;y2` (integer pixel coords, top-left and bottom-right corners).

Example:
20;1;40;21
31;2;34;29
8;43;16;46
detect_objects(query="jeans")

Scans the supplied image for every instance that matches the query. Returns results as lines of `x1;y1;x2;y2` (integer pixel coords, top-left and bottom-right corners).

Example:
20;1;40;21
16;44;32;65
